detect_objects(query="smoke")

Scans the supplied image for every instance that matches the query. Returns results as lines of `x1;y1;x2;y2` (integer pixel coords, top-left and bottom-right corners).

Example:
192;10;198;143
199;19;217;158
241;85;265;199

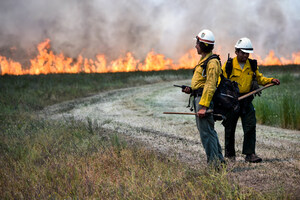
0;0;299;63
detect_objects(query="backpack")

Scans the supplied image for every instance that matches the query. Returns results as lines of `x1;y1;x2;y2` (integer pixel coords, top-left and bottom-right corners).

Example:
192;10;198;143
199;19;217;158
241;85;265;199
212;73;240;119
190;54;240;120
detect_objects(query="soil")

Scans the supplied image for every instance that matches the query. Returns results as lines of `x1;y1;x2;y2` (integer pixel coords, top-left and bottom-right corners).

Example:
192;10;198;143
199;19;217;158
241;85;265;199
40;80;300;197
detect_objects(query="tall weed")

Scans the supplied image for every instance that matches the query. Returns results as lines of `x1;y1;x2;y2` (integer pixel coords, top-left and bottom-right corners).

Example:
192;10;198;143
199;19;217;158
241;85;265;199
253;72;300;129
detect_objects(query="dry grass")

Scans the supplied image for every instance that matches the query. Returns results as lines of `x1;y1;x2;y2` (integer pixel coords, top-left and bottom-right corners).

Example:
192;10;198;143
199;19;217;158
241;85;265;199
1;116;287;199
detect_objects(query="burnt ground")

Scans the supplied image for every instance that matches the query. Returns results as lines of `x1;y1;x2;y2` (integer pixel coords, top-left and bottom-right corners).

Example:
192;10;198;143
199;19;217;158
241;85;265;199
39;80;300;197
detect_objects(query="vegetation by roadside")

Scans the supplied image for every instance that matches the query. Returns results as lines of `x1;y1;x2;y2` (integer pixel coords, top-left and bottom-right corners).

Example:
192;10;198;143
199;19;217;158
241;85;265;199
1;65;299;129
0;70;191;115
0;116;290;199
253;66;300;129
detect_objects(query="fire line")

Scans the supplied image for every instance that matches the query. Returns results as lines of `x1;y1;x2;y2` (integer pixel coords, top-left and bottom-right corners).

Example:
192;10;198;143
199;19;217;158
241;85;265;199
1;39;300;76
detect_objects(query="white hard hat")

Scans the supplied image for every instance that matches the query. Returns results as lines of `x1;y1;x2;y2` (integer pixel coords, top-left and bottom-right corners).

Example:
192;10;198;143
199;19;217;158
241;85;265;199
235;37;253;53
195;29;215;45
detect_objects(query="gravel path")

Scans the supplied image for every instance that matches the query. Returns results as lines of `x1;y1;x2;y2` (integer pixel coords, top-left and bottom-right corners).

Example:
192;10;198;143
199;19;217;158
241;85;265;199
40;80;300;196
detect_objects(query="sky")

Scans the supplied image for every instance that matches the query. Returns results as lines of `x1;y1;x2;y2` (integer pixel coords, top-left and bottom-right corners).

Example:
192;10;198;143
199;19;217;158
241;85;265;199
0;0;299;63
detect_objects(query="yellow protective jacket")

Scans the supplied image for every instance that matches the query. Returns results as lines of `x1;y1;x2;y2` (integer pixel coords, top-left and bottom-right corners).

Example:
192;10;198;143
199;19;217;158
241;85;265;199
221;57;273;93
191;52;222;107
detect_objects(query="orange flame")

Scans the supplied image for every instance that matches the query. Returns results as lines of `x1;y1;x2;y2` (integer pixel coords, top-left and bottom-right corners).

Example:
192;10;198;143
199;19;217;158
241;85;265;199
0;39;299;75
0;56;24;75
253;50;300;66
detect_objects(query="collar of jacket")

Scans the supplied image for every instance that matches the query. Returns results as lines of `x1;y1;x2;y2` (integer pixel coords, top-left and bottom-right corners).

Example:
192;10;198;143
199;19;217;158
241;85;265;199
198;52;213;65
233;57;251;71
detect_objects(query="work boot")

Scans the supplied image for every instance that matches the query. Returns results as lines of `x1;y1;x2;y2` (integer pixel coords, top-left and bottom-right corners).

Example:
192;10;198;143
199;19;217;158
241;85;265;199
225;152;236;161
225;156;236;162
245;154;262;163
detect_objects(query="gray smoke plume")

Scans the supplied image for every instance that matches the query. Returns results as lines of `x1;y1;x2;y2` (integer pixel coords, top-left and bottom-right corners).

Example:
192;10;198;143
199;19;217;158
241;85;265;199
0;0;299;64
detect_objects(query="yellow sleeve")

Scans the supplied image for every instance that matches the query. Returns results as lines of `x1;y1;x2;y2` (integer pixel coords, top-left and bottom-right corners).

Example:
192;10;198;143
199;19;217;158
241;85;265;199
191;65;205;90
255;66;274;85
199;59;221;107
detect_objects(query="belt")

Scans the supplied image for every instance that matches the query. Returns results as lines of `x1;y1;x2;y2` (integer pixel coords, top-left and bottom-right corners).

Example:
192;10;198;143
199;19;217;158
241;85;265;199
187;87;204;111
192;87;203;97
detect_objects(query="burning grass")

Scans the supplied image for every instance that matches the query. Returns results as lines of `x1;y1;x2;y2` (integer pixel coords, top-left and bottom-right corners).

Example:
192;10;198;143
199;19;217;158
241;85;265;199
0;39;198;75
1;38;300;76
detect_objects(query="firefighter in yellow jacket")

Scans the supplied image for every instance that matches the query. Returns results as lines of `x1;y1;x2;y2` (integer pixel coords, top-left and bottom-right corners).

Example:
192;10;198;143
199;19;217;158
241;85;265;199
182;29;225;166
222;37;280;162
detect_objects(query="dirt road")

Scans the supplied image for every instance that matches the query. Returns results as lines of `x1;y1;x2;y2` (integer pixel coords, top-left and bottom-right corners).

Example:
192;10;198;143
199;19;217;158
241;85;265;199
41;80;300;195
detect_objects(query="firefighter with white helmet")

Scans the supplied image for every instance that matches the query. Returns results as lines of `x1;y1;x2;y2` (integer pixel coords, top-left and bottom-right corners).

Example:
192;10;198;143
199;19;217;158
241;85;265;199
235;37;254;53
221;37;280;163
196;29;215;44
182;29;225;167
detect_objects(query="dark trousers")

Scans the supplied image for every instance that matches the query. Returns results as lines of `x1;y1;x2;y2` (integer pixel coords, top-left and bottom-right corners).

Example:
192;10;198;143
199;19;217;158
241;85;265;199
222;102;256;156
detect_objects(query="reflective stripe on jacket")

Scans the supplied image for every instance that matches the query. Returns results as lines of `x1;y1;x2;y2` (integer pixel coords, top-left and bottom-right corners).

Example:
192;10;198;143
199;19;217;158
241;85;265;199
191;52;222;107
221;57;273;93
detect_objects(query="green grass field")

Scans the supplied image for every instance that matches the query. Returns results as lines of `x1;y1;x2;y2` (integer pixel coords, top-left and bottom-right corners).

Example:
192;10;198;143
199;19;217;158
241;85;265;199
254;65;300;129
1;66;299;129
0;70;191;114
0;66;299;199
